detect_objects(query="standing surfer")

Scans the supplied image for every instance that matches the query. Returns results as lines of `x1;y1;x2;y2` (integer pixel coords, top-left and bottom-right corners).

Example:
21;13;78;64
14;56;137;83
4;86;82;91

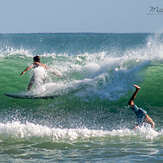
20;55;61;91
128;85;155;130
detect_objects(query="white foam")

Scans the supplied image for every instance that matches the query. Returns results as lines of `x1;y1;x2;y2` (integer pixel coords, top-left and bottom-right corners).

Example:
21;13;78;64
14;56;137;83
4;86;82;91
0;122;161;142
0;47;32;58
2;33;163;101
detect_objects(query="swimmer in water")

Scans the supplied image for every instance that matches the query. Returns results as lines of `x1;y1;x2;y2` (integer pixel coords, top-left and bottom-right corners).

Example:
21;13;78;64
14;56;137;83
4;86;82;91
128;85;155;130
20;55;61;91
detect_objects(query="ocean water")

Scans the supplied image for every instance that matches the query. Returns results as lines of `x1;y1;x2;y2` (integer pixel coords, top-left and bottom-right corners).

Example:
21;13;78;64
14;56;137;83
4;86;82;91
0;33;163;162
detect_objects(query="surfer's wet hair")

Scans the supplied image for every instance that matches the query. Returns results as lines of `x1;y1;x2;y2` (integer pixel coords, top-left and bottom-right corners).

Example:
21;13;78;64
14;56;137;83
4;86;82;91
33;55;40;62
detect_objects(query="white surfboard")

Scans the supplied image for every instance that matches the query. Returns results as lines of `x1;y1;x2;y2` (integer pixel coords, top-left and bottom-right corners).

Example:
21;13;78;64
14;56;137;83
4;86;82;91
4;93;60;99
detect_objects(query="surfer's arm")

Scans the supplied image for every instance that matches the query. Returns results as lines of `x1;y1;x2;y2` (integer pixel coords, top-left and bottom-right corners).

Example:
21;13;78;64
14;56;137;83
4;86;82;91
51;71;61;77
20;65;33;76
46;65;61;77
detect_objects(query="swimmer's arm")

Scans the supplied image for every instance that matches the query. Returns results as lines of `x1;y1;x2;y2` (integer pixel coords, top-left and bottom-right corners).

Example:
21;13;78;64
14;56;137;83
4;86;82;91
148;121;155;129
20;65;33;76
133;122;155;131
145;115;155;129
133;125;139;131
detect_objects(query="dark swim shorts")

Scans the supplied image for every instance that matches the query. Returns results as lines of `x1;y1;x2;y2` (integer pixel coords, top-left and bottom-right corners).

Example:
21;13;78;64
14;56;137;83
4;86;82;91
130;104;147;126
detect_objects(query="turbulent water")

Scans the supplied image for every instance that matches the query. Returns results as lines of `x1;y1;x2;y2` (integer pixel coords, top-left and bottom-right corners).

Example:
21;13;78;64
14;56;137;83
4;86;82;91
0;33;163;162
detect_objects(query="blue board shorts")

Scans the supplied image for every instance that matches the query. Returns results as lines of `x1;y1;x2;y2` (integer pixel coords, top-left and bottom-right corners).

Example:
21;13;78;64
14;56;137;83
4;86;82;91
130;104;147;126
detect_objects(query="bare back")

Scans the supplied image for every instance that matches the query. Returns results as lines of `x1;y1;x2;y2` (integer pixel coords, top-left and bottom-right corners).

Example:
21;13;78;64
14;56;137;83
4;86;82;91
32;62;48;69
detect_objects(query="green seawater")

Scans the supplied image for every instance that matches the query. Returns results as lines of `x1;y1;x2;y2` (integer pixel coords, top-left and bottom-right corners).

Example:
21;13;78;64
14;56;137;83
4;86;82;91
0;33;163;162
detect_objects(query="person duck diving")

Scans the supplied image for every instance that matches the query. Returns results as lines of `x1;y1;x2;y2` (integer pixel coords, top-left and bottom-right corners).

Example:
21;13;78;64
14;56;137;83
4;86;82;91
128;85;155;130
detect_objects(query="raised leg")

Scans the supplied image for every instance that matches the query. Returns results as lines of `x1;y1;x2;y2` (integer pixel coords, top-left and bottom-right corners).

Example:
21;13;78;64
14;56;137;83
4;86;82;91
128;85;141;106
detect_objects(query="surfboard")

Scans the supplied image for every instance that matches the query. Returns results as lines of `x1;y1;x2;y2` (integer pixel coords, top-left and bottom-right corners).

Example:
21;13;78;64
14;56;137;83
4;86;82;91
4;93;59;99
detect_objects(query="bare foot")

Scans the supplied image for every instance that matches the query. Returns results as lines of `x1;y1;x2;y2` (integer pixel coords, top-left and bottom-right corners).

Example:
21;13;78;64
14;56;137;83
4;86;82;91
134;84;141;90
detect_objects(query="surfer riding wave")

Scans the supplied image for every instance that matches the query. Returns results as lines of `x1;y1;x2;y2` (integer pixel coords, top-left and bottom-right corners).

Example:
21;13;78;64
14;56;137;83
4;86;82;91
20;55;61;91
